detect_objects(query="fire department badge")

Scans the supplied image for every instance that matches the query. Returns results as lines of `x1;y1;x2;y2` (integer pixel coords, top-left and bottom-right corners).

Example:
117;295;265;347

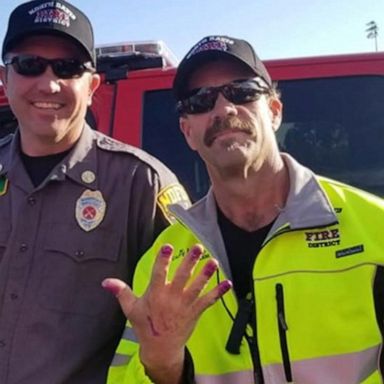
76;190;106;232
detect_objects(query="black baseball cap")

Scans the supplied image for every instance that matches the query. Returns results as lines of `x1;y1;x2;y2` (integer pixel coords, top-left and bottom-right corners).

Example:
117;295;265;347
2;0;96;66
173;35;272;100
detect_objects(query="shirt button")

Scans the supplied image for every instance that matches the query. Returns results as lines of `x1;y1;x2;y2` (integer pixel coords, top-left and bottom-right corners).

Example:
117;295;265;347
10;293;18;300
75;250;85;258
27;196;36;206
19;243;28;252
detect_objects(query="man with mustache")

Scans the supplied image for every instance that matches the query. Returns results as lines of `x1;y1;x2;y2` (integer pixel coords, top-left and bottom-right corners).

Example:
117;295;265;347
105;36;384;384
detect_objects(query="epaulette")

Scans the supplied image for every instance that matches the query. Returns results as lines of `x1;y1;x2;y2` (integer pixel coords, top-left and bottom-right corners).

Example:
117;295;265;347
0;133;14;149
95;132;172;173
96;134;134;153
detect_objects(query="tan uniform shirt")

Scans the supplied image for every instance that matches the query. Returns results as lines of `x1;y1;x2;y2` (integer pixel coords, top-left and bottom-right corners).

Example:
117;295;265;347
0;125;189;384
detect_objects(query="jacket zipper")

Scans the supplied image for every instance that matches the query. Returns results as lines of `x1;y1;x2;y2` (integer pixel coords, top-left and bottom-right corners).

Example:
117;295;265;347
249;289;265;384
276;283;293;382
224;285;265;383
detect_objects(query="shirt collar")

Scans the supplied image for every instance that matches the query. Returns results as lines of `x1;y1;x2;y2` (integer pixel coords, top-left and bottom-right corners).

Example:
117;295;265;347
0;124;99;190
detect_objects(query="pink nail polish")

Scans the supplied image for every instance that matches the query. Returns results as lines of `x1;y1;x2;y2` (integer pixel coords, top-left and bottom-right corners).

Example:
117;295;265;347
218;280;232;296
161;245;173;257
204;261;217;277
101;280;121;296
190;246;202;261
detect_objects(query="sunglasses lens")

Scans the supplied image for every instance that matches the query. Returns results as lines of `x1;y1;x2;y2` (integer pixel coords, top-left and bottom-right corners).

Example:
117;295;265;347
179;88;218;114
14;56;47;76
52;59;86;79
224;80;268;104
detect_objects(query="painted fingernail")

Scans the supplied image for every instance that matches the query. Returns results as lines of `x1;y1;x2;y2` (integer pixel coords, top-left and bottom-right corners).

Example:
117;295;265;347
204;260;218;277
161;245;173;257
190;245;203;261
101;279;122;296
218;280;232;296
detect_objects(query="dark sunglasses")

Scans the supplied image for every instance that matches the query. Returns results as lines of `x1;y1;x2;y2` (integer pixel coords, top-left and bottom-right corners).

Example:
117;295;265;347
4;55;95;79
177;78;271;115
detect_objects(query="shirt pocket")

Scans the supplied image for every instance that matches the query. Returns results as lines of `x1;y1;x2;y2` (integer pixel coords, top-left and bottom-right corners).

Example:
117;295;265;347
39;225;121;316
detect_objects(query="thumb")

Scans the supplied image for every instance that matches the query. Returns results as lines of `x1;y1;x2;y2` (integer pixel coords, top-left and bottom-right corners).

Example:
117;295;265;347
102;278;136;318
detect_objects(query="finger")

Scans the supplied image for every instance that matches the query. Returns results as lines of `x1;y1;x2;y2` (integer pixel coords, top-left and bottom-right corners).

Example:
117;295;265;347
171;244;204;292
149;244;174;290
102;278;136;318
193;280;233;316
183;258;218;302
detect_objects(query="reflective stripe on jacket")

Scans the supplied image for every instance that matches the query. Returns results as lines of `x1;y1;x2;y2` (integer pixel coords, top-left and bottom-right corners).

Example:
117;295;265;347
107;154;384;384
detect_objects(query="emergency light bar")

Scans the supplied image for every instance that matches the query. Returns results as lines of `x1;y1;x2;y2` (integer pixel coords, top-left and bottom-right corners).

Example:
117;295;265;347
96;40;179;67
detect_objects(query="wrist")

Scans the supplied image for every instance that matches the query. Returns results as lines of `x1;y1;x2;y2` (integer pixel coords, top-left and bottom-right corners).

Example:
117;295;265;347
140;347;185;384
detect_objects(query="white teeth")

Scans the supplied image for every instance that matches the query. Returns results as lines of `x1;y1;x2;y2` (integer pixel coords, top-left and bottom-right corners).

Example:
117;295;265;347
33;102;61;110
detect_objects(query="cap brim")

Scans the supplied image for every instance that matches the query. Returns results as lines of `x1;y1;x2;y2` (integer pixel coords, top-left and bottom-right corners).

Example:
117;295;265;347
3;29;94;65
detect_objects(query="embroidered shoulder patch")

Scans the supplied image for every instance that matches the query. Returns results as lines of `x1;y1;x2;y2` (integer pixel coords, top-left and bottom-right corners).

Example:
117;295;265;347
0;176;9;196
157;184;190;223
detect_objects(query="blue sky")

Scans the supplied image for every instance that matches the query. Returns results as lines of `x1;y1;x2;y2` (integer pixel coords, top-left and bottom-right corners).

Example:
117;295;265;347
1;0;384;63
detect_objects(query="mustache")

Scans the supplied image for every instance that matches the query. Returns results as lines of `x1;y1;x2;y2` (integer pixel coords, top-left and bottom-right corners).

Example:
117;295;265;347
204;116;256;147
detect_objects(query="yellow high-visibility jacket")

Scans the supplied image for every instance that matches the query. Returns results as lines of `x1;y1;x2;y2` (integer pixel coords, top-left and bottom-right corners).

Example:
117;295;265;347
107;155;384;384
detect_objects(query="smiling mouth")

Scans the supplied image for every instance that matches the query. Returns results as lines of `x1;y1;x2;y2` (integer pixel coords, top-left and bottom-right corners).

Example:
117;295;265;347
32;101;62;110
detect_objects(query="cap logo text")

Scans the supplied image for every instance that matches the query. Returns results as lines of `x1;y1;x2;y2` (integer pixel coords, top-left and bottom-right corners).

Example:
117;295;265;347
187;36;235;59
29;2;76;28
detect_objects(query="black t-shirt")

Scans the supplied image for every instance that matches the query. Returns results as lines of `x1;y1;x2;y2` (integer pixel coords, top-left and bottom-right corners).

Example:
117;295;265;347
217;207;274;299
21;150;71;187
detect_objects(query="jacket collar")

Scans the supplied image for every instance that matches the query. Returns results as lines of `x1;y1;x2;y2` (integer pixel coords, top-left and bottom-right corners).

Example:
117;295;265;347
169;154;338;275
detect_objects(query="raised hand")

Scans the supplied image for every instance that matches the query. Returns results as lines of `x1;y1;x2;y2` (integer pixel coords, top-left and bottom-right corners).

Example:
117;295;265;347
102;243;232;384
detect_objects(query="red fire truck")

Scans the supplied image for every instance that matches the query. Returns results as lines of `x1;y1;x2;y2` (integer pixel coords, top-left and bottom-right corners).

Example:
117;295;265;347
1;41;383;200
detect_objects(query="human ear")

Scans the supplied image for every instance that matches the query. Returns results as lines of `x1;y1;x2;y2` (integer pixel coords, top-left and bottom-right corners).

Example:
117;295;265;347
87;73;100;106
269;97;283;132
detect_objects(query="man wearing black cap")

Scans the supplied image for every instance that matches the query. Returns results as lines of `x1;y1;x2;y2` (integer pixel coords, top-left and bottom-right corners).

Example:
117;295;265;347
105;35;384;384
0;1;189;383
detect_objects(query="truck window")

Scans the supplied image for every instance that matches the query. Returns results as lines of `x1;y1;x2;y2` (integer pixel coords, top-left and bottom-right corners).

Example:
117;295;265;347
86;108;98;130
0;106;17;138
277;75;384;197
142;89;209;201
142;75;384;200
